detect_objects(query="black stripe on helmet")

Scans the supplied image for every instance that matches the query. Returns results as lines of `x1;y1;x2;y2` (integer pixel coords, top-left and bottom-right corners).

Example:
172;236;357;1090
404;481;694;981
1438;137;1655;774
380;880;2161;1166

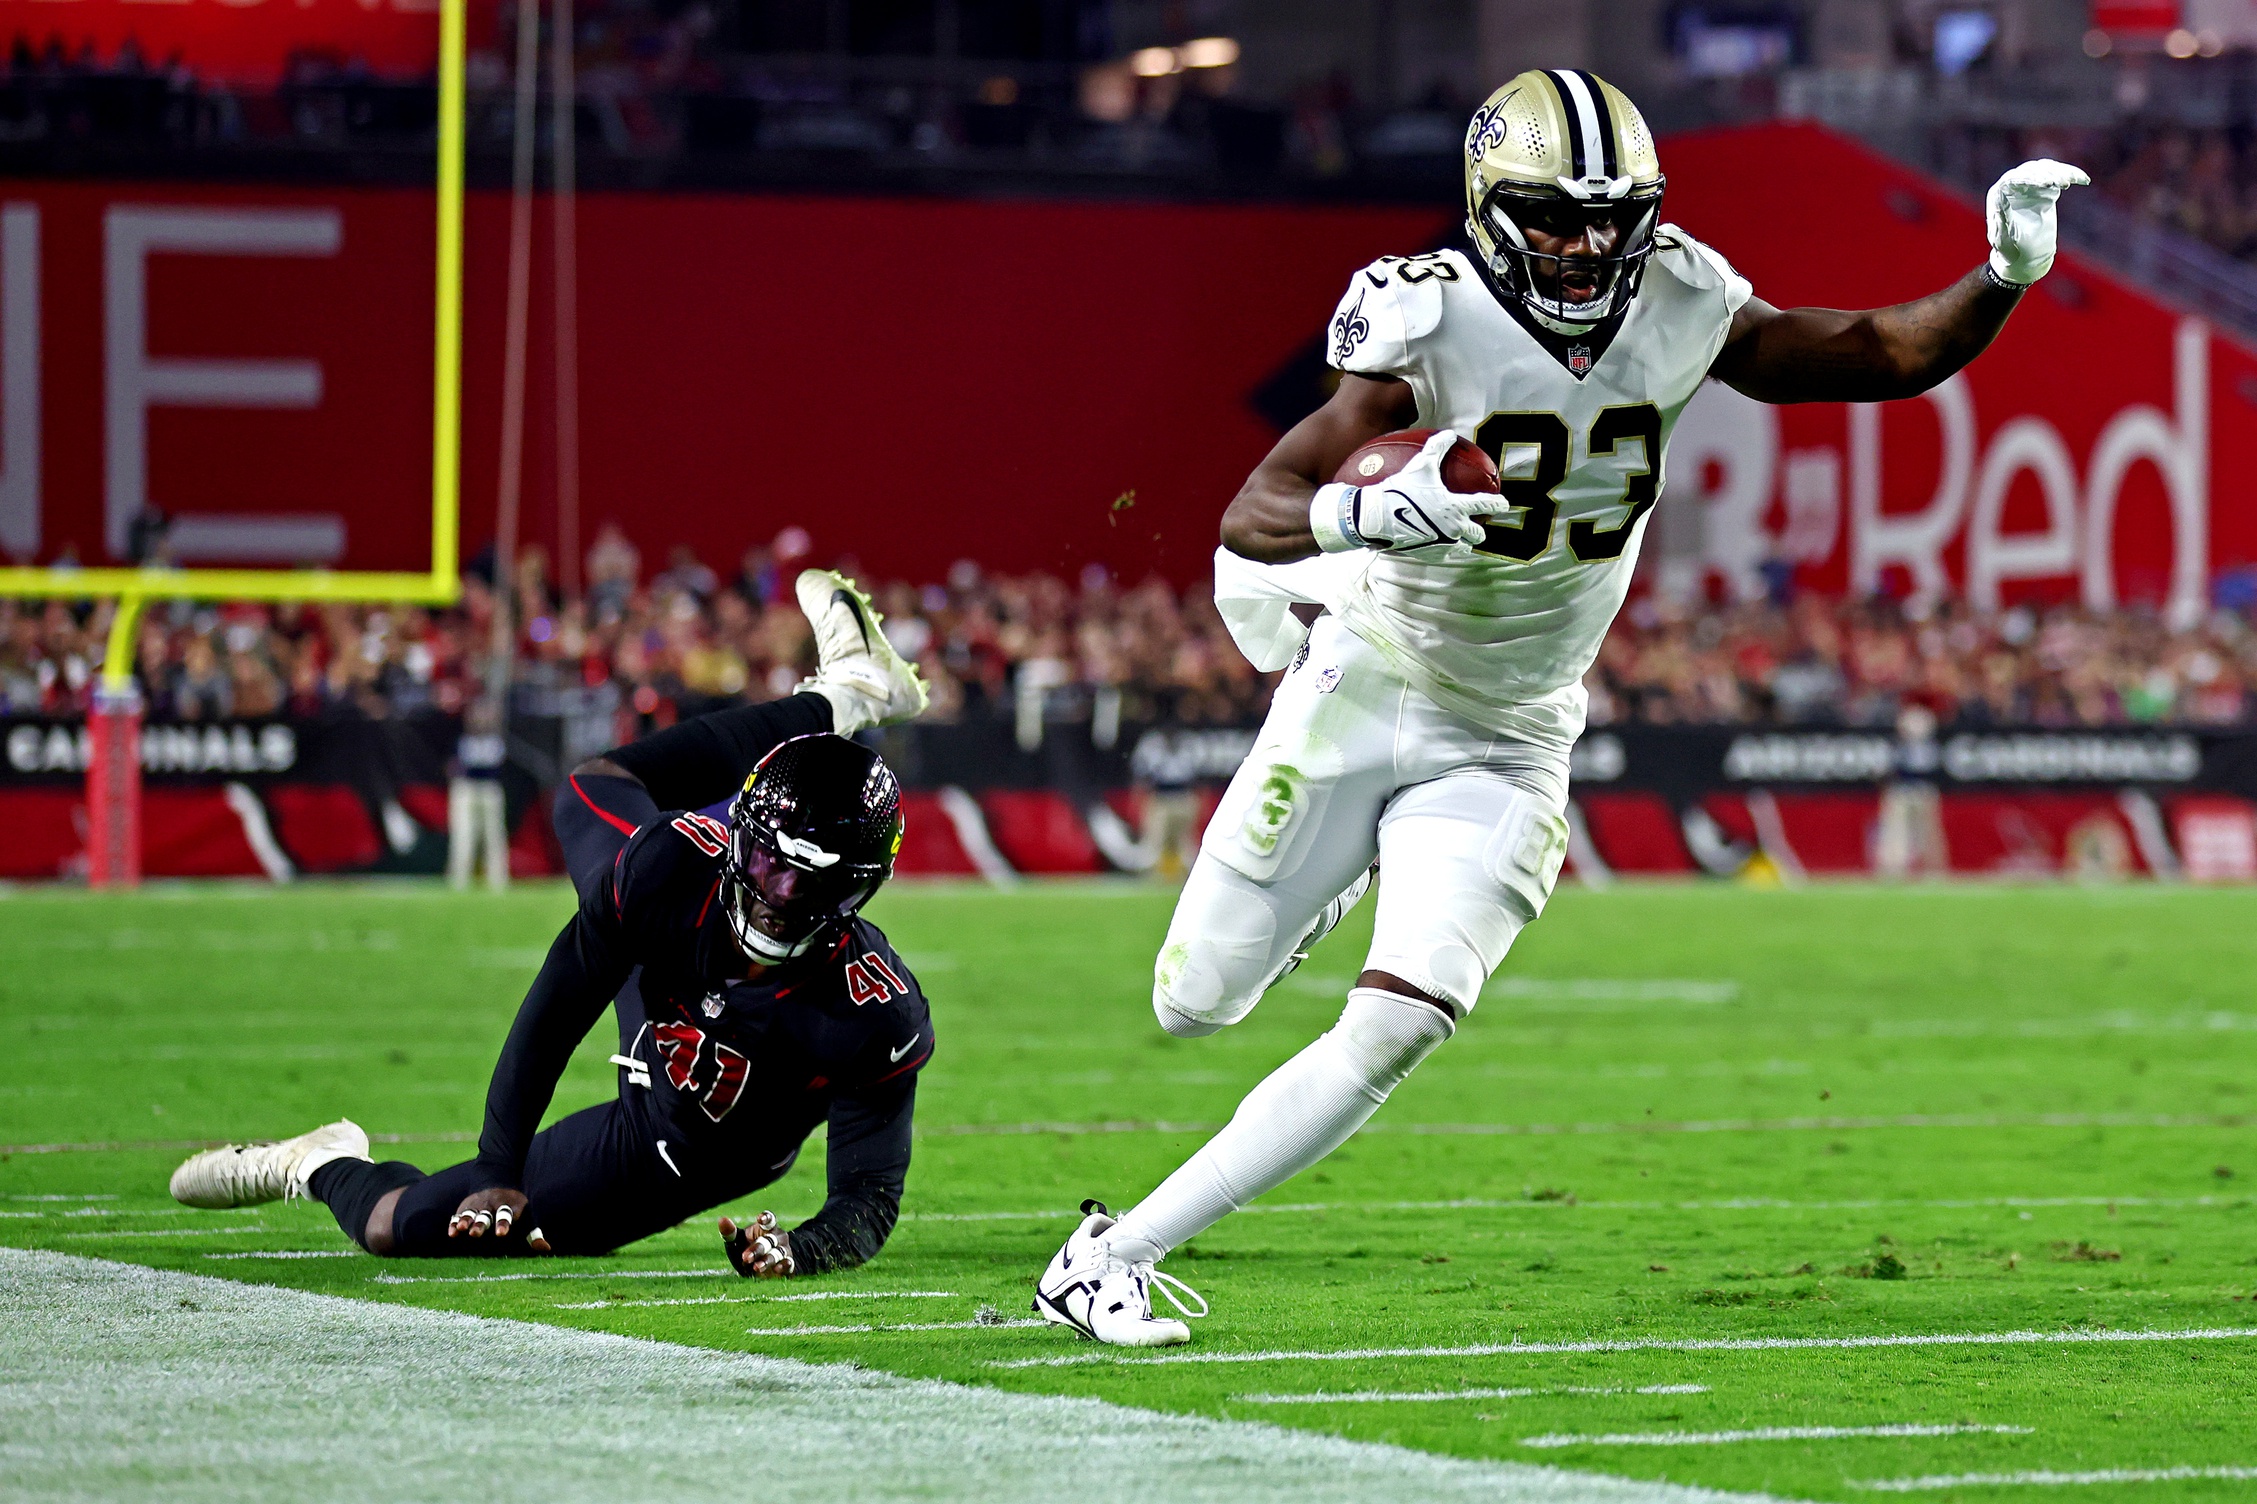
1571;69;1619;178
1543;69;1587;179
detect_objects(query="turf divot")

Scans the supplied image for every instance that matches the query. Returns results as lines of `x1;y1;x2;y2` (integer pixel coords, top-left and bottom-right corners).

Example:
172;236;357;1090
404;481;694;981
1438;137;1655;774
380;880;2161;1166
0;1249;1808;1504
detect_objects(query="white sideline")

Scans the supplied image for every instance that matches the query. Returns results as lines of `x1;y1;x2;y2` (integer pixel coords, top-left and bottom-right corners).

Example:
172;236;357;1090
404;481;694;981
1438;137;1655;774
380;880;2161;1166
1522;1424;2031;1449
0;1249;1810;1504
991;1324;2257;1369
1854;1466;2257;1491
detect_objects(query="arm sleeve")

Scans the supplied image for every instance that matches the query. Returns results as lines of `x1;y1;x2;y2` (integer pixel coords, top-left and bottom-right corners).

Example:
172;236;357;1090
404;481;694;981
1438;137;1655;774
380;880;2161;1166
473;889;635;1183
788;1077;916;1275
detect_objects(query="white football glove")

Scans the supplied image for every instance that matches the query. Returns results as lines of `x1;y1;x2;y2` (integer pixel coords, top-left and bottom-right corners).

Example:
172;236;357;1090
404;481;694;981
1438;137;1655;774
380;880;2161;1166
1310;429;1487;554
1985;159;2089;286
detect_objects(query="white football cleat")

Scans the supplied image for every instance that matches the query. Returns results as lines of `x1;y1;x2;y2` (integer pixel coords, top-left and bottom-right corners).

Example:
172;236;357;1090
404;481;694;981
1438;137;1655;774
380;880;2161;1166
1278;861;1377;980
168;1119;369;1209
1032;1199;1206;1348
794;568;928;734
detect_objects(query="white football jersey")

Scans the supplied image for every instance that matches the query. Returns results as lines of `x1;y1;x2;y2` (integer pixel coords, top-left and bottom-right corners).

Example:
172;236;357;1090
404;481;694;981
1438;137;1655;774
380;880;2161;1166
1311;234;1751;745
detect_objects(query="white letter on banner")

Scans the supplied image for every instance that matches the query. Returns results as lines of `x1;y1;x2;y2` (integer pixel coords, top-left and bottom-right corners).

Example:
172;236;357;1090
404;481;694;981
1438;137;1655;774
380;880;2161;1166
0;204;38;561
104;205;343;564
1849;373;1973;597
1671;378;1778;603
1966;416;2080;609
2083;318;2209;625
0;205;37;562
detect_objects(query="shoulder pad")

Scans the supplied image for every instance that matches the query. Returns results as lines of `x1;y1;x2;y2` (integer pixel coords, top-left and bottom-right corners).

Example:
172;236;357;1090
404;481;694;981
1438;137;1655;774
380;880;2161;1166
1650;226;1752;305
610;812;726;923
1327;255;1451;375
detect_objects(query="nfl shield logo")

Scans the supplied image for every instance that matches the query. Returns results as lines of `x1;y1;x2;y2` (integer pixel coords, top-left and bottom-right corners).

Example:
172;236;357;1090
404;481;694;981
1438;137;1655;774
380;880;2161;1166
1567;345;1593;376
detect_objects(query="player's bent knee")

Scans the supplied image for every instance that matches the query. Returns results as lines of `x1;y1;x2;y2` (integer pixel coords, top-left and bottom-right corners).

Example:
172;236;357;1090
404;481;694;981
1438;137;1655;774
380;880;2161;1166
1327;987;1454;1103
1151;864;1284;1033
1154;997;1224;1038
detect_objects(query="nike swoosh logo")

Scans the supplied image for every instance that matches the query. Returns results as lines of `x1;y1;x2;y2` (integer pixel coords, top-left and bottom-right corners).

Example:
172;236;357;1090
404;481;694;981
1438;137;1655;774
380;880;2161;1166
890;1034;921;1063
655;1139;681;1177
832;588;875;651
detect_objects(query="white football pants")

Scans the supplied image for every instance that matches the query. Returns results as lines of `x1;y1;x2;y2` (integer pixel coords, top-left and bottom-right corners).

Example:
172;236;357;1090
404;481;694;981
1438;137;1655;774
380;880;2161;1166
1105;617;1573;1266
1154;615;1571;1027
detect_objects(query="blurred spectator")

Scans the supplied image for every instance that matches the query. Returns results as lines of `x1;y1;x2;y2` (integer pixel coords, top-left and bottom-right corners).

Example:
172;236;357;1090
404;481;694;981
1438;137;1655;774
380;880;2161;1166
4;557;2252;735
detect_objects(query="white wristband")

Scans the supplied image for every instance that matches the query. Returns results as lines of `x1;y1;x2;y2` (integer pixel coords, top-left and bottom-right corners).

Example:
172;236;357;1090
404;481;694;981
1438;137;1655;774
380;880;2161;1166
1309;482;1364;553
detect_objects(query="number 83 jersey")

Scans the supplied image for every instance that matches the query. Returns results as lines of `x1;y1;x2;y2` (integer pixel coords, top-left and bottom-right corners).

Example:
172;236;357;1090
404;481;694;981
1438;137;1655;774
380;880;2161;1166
1324;235;1752;747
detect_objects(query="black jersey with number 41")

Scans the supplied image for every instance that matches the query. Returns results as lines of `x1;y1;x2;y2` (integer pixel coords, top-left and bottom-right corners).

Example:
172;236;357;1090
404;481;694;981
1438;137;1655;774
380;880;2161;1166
476;807;932;1185
611;810;931;1144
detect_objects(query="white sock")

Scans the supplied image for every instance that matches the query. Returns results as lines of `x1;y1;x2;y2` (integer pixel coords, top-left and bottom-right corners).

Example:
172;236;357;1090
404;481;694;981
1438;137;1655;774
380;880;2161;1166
1103;988;1452;1263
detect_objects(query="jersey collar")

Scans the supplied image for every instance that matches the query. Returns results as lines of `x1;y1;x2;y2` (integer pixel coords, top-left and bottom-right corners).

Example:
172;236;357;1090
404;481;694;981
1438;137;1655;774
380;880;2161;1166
1475;258;1631;381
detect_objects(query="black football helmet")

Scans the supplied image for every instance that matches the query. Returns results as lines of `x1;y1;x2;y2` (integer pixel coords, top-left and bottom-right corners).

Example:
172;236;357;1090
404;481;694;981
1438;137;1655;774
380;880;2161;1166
722;734;903;963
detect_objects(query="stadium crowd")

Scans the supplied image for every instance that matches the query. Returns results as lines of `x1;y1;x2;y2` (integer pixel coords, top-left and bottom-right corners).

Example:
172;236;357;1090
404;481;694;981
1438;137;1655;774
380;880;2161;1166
1942;118;2257;266
4;529;2255;734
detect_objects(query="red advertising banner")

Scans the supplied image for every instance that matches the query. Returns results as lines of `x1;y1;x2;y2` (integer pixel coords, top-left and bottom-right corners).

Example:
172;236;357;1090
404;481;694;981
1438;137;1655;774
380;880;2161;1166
1664;124;2255;620
2090;1;2182;34
0;123;2250;606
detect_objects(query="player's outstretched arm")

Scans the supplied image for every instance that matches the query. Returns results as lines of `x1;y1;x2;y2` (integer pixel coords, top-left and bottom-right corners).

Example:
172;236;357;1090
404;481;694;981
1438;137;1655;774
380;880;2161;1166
1710;159;2087;405
1220;372;1418;562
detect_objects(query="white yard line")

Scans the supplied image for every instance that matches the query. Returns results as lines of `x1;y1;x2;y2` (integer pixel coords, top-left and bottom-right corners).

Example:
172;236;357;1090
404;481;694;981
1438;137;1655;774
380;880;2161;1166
930;1111;2253;1140
992;1325;2257;1370
12;1109;2249;1157
0;1248;1810;1504
370;1267;733;1284
743;1319;1048;1335
1523;1424;2030;1449
1238;1385;1711;1404
2;1130;473;1156
205;1250;361;1260
55;1225;265;1239
559;1289;960;1310
906;1193;2234;1225
1854;1466;2257;1491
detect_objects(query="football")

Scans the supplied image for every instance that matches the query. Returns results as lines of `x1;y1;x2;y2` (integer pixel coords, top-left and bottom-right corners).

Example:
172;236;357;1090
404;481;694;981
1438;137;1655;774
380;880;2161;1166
1334;428;1500;495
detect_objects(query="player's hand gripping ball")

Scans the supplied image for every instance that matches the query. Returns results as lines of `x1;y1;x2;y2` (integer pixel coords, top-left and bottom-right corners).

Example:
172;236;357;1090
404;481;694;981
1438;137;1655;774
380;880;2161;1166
1335;428;1500;495
1319;428;1501;554
720;1210;796;1277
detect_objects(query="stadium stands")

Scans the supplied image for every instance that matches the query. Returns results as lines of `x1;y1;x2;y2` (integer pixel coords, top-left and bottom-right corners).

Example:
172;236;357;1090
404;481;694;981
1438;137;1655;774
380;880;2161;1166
6;551;2252;733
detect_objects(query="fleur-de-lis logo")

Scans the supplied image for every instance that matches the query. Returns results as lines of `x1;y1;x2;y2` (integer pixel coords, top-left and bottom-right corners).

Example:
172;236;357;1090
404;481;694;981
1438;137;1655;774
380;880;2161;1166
1332;289;1370;363
1465;89;1515;164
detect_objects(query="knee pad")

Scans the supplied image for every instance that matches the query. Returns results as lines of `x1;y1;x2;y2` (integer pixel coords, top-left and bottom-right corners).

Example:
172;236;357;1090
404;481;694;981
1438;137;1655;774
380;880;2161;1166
1367;778;1568;1013
1323;987;1454;1104
1151;862;1284;1033
1155;999;1223;1038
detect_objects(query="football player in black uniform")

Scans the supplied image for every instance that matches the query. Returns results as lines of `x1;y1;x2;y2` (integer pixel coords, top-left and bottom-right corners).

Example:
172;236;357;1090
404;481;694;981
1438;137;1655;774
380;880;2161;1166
170;569;931;1278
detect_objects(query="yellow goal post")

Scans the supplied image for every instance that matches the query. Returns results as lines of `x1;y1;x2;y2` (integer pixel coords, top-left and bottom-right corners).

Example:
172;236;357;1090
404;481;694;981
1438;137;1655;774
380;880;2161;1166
0;0;469;692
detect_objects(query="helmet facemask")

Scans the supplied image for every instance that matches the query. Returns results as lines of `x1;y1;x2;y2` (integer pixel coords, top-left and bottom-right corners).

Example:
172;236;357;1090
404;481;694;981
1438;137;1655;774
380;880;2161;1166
1478;184;1663;334
722;819;884;962
718;734;902;965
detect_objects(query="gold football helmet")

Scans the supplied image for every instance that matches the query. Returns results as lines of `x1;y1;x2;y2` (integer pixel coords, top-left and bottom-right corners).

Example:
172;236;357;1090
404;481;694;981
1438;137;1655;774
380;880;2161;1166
1463;69;1665;333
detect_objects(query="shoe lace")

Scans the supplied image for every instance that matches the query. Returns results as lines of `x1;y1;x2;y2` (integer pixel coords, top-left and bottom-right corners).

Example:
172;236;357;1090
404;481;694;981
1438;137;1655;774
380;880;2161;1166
1146;1267;1208;1319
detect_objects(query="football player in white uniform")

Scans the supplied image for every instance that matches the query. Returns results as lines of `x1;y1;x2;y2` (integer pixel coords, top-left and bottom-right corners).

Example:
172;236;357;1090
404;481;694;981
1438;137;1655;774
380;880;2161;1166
1034;68;2086;1346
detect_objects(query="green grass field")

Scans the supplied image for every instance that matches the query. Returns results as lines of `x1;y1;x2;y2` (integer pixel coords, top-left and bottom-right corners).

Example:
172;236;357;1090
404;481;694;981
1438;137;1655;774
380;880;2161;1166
4;877;2255;1501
